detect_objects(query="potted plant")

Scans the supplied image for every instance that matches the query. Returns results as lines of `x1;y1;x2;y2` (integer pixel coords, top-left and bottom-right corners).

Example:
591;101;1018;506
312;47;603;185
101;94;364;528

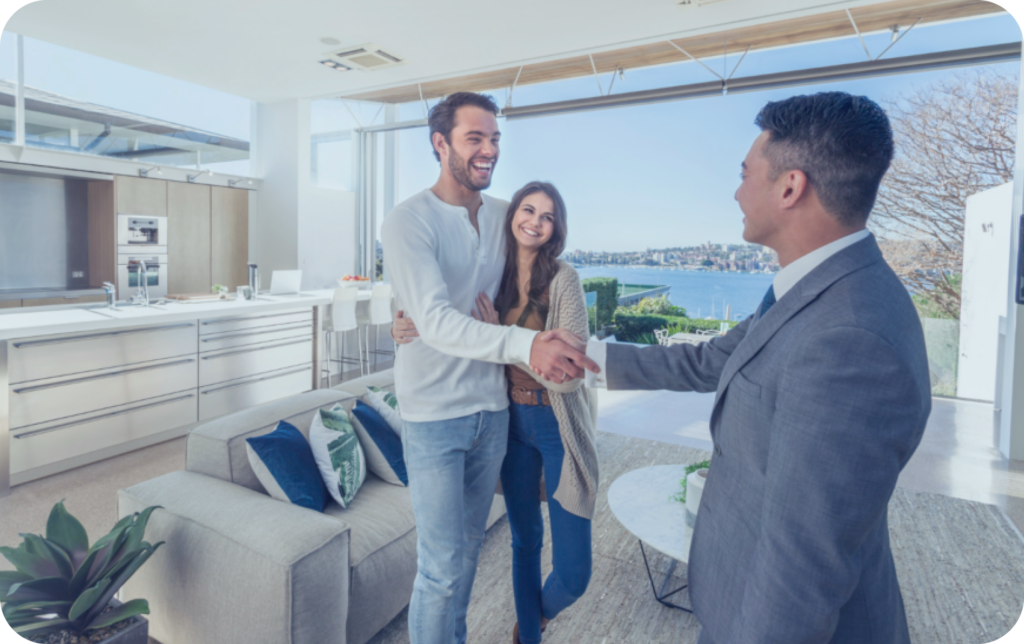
0;501;163;643
672;459;711;506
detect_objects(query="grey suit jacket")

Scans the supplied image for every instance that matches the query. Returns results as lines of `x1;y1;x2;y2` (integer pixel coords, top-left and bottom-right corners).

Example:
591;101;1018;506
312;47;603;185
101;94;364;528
607;235;931;644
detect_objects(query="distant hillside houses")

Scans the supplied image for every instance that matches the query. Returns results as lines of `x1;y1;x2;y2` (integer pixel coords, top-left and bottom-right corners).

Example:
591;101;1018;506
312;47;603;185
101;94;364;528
565;242;779;273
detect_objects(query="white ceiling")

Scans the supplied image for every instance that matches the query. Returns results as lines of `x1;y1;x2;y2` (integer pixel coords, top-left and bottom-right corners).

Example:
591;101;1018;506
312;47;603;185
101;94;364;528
7;0;882;104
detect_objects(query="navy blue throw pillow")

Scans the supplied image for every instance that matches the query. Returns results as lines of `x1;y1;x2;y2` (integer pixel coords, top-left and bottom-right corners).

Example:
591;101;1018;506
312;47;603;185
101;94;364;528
245;421;328;511
351;401;408;486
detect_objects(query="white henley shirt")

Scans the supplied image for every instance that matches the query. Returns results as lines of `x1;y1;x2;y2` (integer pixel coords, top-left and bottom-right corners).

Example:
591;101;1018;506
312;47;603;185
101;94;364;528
381;189;538;422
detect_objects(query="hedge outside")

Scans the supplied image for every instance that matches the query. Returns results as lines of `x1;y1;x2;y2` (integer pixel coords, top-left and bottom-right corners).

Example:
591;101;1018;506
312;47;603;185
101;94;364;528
582;277;618;328
613;311;739;343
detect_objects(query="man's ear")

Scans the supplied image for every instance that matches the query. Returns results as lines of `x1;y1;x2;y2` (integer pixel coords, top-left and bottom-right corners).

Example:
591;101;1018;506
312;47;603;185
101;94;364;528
432;132;448;161
779;169;809;209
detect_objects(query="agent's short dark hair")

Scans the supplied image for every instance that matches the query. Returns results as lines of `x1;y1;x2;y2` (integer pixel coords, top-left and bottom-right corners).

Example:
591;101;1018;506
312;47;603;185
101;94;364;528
754;92;894;227
428;92;500;161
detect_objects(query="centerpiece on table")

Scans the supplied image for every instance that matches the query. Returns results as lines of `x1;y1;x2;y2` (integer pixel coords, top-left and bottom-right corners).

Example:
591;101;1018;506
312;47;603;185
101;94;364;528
1;501;163;643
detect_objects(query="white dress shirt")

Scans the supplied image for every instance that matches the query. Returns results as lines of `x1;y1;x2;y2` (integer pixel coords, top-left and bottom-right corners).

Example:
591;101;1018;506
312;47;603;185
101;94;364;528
381;189;537;422
584;229;872;389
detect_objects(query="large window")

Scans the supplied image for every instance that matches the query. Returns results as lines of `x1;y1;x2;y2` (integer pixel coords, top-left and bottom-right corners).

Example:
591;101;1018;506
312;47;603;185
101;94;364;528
0;31;254;175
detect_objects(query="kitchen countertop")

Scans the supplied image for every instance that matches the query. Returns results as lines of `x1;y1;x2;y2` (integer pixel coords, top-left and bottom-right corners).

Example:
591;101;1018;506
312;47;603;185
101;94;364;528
0;291;334;341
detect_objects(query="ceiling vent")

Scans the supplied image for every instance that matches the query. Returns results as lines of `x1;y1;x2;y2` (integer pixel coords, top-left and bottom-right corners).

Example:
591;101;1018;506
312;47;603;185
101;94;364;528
323;44;405;71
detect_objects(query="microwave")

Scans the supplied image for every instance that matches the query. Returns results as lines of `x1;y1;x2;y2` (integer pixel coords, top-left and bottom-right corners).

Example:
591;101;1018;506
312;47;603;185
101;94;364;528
117;214;168;254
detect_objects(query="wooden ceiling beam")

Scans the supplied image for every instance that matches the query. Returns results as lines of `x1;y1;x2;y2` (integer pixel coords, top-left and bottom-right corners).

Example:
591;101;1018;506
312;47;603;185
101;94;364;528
341;0;1004;105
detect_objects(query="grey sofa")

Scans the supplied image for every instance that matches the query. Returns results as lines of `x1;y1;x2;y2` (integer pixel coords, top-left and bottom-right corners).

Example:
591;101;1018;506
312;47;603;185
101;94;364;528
117;369;506;644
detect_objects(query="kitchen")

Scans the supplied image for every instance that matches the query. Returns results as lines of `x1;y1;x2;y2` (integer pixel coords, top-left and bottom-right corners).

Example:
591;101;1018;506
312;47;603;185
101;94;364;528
0;165;336;497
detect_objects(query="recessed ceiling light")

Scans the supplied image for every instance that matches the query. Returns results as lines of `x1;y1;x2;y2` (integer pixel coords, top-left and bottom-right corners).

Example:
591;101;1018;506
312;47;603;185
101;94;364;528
319;59;351;72
320;37;341;46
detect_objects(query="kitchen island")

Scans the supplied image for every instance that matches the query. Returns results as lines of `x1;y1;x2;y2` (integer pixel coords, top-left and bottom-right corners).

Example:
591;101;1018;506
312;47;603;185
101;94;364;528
0;292;333;497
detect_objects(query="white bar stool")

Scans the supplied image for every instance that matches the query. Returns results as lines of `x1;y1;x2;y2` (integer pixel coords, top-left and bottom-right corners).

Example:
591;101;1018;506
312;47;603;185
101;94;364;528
365;284;395;372
323;287;366;383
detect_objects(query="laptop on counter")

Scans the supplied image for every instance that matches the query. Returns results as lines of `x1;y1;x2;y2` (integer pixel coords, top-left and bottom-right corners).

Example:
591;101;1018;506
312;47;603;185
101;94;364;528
268;270;306;297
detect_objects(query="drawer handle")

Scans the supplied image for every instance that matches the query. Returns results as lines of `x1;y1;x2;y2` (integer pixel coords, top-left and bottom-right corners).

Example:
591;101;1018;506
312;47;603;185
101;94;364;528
12;358;196;394
201;311;313;326
12;323;196;348
200;366;312;394
200;323;312;342
200;339;310;360
13;394;197;439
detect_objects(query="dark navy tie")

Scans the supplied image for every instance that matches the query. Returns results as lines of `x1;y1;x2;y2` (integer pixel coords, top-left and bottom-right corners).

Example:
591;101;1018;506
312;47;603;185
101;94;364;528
757;285;776;320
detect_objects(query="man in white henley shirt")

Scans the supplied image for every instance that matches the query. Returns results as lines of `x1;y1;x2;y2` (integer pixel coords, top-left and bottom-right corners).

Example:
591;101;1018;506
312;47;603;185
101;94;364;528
381;92;596;644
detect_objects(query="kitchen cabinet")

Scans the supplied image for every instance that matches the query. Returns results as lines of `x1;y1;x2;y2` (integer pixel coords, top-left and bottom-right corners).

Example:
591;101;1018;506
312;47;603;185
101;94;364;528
115;176;167;217
0;300;21;309
87;181;116;288
212;187;249;291
167;182;212;295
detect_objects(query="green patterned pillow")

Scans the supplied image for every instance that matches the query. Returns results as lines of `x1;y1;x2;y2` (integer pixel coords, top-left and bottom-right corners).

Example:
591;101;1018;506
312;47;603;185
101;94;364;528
367;385;399;410
309;404;367;508
366;386;402;434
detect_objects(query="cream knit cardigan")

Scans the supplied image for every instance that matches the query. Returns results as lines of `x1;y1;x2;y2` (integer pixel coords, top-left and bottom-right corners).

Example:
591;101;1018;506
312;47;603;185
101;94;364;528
513;260;600;520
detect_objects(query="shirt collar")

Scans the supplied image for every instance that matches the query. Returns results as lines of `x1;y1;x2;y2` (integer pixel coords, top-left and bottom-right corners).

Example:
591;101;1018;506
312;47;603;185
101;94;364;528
773;229;871;300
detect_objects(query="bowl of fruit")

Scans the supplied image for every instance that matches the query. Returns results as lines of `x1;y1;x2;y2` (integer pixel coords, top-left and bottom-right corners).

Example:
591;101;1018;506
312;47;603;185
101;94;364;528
338;274;372;288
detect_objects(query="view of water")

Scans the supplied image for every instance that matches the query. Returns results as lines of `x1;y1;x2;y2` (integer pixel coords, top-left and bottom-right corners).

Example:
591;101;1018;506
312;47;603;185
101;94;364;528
576;266;775;321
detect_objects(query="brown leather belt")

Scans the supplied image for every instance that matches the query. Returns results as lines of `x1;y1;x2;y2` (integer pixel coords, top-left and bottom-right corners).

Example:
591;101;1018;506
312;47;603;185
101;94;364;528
510;386;551;406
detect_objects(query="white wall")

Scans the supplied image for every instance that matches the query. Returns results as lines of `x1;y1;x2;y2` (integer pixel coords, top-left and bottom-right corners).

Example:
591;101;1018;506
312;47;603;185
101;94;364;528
958;182;1013;401
255;98;358;290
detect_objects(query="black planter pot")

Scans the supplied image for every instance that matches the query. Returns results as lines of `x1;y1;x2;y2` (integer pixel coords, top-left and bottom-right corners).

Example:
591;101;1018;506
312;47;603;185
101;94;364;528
98;598;149;644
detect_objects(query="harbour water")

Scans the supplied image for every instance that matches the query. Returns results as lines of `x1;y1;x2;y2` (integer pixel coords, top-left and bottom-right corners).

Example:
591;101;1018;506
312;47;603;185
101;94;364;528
576;266;775;321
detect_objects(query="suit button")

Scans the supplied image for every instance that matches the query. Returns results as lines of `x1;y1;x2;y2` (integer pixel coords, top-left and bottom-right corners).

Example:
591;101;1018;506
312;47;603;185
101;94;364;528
714;444;722;456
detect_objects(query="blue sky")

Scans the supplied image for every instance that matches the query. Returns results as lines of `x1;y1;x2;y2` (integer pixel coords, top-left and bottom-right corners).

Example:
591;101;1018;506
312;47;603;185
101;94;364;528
2;12;1022;253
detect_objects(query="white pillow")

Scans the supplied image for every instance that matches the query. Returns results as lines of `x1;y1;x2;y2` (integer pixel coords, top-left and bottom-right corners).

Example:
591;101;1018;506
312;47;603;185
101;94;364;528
366;386;403;435
308;404;367;508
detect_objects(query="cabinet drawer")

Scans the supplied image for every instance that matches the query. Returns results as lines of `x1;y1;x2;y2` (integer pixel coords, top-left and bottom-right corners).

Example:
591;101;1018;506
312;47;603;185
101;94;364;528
11;393;198;474
10;356;198;429
10;322;198;384
199;310;313;335
199;338;312;387
199;321;312;353
199;365;312;421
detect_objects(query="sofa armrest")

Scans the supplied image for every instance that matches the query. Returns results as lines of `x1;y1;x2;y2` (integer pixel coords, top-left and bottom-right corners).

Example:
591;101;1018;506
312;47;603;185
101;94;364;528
118;470;351;644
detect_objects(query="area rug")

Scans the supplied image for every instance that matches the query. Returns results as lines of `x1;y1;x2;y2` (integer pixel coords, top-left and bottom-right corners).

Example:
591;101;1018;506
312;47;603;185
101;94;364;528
367;431;1024;644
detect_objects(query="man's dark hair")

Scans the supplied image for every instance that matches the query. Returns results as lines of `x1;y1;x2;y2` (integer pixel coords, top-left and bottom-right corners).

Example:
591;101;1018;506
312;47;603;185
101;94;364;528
754;92;894;227
428;92;500;161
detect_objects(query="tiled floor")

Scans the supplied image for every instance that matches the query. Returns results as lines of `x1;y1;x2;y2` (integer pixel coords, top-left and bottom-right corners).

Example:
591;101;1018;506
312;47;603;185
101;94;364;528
594;388;1024;535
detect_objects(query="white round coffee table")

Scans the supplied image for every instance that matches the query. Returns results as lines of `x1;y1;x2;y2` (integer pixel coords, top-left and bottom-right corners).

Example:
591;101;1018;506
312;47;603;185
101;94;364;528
608;464;695;612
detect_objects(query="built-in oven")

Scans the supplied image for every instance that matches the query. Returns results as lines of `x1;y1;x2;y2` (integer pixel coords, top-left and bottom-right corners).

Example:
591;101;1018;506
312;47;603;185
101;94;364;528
117;214;168;254
117;254;168;299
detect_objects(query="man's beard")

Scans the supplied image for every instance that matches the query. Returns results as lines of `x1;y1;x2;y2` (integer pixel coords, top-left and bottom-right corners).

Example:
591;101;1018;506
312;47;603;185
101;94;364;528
448;147;493;192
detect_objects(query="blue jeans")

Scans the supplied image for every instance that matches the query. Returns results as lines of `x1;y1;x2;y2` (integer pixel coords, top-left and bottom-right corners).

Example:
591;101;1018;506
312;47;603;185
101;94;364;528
501;400;592;644
402;409;509;644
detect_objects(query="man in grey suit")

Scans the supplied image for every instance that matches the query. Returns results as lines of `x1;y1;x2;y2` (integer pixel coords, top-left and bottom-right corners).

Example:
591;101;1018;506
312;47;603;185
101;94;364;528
587;92;931;643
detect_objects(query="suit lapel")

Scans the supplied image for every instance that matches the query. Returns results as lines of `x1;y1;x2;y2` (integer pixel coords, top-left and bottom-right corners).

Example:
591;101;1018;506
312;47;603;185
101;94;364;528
710;235;885;423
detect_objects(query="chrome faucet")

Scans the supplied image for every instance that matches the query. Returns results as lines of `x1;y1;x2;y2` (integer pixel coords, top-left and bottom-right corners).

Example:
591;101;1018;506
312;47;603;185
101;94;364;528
129;260;150;306
102;282;117;309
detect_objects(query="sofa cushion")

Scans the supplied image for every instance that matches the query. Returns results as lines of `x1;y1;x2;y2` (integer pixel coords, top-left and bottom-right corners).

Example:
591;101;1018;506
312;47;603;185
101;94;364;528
187;388;355;493
322;472;416;567
246;421;329;511
310;404;367;508
350;401;407;486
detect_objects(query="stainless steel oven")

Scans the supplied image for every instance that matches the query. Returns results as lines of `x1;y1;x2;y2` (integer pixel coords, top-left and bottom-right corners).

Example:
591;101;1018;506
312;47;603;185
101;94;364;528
117;254;168;299
117;214;168;254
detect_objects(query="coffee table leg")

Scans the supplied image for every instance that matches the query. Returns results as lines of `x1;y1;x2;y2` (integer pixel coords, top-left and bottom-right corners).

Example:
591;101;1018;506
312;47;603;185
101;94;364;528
639;539;692;612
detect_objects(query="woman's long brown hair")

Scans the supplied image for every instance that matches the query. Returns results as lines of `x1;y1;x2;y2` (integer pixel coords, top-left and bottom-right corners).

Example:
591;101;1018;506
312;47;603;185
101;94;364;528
494;181;568;324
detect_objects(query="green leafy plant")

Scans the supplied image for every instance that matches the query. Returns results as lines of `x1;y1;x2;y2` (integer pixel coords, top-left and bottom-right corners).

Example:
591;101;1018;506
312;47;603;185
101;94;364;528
581;277;618;329
620;294;686;317
671;460;711;504
1;501;163;639
212;284;228;296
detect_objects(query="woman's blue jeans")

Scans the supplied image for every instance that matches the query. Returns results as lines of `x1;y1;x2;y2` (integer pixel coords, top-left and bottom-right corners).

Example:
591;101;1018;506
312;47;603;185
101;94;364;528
501;398;592;644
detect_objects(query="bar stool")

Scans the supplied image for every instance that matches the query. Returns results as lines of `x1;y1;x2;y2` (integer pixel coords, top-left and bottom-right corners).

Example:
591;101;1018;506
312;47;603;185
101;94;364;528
365;284;395;372
323;287;365;383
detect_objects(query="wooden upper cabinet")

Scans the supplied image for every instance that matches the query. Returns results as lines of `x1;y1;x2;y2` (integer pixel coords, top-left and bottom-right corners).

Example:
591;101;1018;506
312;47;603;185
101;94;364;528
211;187;250;291
115;176;167;216
167;182;211;296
